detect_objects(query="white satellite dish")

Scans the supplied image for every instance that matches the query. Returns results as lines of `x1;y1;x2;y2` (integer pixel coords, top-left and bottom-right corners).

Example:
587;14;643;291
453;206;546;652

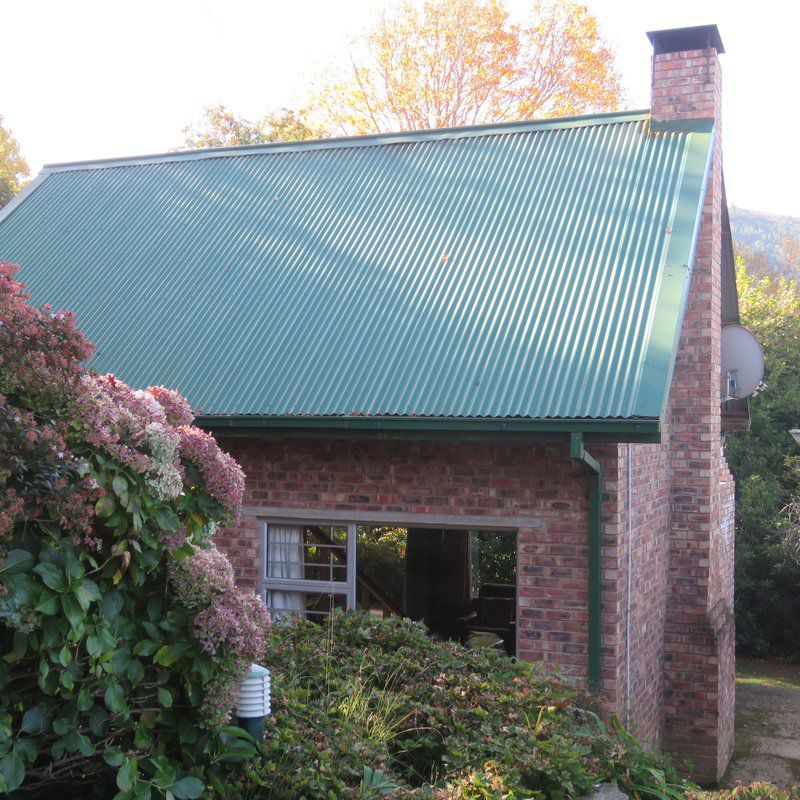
720;324;764;400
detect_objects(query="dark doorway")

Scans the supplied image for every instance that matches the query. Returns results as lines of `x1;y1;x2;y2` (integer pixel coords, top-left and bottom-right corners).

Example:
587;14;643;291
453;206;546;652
356;526;517;655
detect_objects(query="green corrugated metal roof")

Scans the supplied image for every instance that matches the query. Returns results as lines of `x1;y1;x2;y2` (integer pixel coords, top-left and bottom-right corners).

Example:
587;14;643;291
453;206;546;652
0;111;713;430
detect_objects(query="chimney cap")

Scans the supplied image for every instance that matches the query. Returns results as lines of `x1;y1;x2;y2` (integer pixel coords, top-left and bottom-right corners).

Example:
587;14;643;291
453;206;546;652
647;24;725;55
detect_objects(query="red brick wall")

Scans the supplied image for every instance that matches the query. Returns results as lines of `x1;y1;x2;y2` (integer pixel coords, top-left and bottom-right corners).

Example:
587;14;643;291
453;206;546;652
653;44;735;782
217;437;623;701
616;439;672;746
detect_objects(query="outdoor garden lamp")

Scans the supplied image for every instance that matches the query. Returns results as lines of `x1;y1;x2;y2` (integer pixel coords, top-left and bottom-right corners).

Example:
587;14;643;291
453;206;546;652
790;429;800;446
236;663;271;740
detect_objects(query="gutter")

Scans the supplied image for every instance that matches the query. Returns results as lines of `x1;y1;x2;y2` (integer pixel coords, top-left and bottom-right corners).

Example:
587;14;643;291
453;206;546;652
570;432;602;694
197;414;661;442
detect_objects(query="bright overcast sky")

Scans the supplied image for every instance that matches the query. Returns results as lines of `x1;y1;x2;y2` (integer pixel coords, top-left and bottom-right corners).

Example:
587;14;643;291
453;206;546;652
3;0;798;216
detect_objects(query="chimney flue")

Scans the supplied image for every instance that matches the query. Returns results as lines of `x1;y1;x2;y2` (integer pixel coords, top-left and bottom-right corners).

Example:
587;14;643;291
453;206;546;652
647;24;725;55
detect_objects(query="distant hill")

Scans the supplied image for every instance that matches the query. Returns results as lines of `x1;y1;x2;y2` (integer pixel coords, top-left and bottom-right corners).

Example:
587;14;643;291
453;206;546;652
730;206;800;276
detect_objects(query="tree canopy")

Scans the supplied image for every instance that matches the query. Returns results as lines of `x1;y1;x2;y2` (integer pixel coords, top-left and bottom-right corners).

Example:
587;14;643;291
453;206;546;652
181;106;323;149
0;117;29;209
181;0;622;147
311;0;622;135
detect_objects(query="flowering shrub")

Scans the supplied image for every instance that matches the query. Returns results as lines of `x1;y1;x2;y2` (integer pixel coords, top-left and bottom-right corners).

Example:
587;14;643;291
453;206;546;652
0;262;270;797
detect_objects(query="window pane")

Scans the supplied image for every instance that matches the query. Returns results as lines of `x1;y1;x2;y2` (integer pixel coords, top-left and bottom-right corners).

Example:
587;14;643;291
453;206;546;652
266;524;349;583
266;590;348;622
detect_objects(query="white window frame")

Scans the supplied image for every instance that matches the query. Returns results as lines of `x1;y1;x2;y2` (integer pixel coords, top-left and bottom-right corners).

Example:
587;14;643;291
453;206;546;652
259;520;357;614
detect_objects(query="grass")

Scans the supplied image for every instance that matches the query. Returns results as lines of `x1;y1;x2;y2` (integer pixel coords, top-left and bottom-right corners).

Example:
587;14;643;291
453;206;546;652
737;658;800;690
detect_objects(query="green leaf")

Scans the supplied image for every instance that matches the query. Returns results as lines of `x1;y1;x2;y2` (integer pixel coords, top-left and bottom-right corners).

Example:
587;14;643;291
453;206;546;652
100;590;124;618
116;757;138;792
75;732;94;757
20;707;50;735
33;562;66;593
0;550;33;577
73;579;102;611
155;508;180;532
0;749;25;792
104;682;128;714
58;644;72;667
77;687;94;712
95;494;116;518
52;716;71;736
35;590;59;615
126;659;144;683
133;640;159;657
111;648;132;674
172;776;205;799
133;781;152;800
14;738;36;763
112;475;128;496
103;746;125;767
134;723;153;749
61;594;84;630
153;643;190;666
157;687;173;708
170;542;194;561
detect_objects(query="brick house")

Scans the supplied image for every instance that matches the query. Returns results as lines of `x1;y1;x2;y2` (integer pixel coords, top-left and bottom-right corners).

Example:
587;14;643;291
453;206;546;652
0;25;741;781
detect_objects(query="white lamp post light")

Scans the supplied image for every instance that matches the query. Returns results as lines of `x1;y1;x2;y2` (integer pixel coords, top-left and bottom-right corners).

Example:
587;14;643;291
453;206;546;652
236;663;271;740
790;429;800;446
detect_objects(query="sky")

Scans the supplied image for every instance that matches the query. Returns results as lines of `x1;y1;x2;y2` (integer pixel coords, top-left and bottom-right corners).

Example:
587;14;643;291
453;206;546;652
3;0;798;217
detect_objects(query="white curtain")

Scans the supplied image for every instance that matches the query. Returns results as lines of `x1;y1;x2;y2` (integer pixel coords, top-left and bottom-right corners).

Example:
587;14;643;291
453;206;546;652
267;524;305;618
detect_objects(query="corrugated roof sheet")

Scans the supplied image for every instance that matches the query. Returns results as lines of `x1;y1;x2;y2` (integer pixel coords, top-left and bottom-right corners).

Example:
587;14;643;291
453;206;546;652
0;111;713;425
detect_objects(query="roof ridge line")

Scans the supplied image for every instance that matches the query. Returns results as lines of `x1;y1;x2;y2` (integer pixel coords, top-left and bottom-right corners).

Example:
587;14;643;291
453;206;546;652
41;109;652;173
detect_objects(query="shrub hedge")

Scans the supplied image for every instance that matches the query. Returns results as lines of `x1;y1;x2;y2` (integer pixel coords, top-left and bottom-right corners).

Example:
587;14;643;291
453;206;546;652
225;611;689;800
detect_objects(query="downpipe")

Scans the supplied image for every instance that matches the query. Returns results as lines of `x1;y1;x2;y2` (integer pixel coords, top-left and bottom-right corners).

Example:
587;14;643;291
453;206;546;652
569;433;602;694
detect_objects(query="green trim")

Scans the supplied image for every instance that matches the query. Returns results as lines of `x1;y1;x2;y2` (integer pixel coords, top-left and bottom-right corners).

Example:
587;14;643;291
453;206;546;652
42;109;652;173
634;127;715;419
196;414;660;438
649;117;714;134
570;432;602;694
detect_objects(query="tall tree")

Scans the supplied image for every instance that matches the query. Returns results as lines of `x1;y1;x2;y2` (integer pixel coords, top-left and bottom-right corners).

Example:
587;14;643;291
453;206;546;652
310;0;623;135
181;105;322;149
0;117;29;208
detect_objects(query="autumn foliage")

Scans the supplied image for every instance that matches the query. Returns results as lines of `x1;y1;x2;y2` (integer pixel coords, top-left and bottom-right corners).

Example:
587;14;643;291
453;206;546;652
311;0;623;135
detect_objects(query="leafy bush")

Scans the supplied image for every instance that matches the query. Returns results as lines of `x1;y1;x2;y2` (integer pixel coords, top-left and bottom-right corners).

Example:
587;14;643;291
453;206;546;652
726;259;800;657
229;610;689;800
0;262;270;797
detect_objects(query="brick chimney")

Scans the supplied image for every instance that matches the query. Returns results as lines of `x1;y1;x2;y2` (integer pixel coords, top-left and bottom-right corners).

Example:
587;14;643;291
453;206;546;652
648;25;724;129
646;25;736;783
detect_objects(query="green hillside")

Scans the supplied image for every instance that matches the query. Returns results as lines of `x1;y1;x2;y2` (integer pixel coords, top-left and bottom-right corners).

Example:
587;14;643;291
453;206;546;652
730;206;800;276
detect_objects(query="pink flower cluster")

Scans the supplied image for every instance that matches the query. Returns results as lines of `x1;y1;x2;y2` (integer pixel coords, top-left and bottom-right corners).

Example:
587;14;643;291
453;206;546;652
74;374;184;501
194;589;270;726
169;547;235;608
177;426;244;525
0;261;94;403
146;386;194;428
170;546;270;727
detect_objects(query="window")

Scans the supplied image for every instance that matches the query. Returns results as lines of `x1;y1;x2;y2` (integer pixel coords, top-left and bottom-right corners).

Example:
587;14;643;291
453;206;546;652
260;522;356;620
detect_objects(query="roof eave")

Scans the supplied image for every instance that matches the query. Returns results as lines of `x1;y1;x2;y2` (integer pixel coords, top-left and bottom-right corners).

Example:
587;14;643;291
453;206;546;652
196;414;662;443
